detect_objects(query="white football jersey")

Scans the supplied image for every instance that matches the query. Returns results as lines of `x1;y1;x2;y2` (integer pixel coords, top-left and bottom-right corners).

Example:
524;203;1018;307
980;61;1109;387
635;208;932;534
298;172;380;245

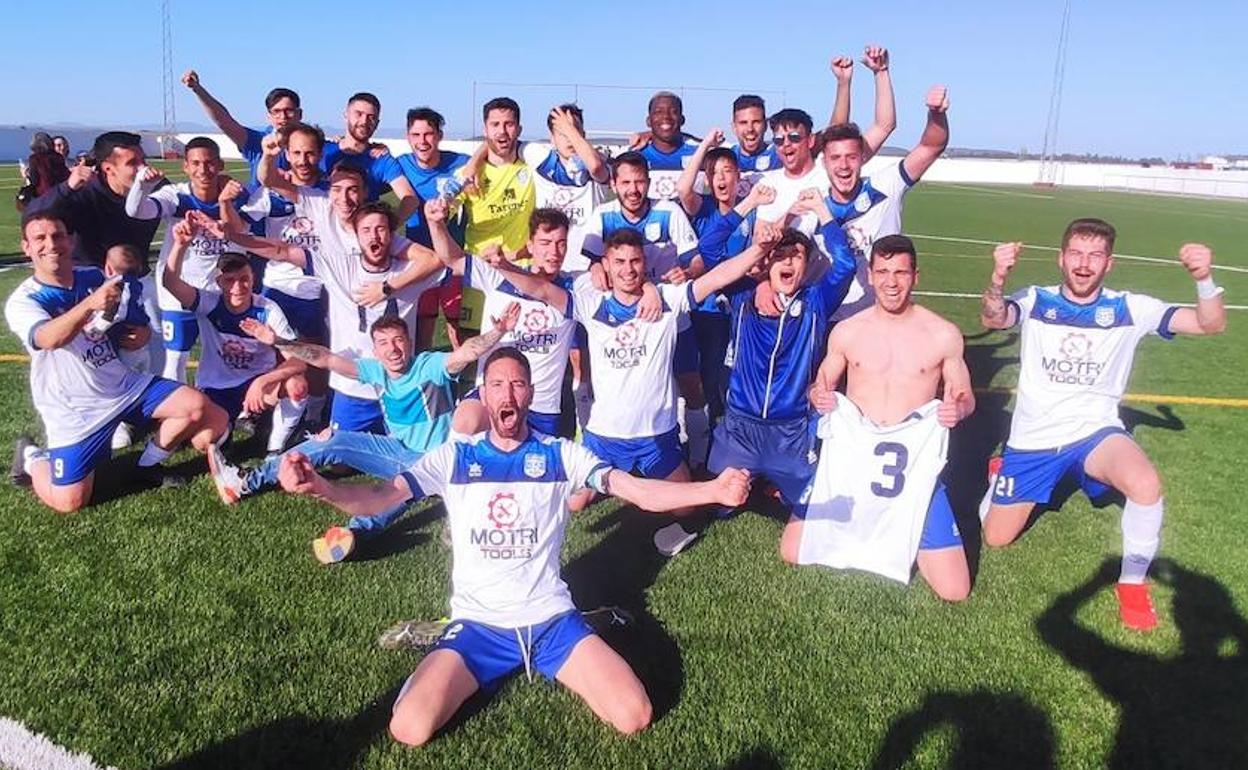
1006;285;1176;450
755;163;831;235
300;185;446;400
191;290;296;391
243;185;325;300
147;182;252;311
572;276;692;439
827;160;915;320
522;143;608;273
798;395;948;583
464;255;577;416
5;268;154;447
403;431;611;627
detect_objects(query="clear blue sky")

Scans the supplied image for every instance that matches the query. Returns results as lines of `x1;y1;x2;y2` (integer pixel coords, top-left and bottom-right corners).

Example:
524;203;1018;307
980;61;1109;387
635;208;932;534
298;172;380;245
2;0;1243;159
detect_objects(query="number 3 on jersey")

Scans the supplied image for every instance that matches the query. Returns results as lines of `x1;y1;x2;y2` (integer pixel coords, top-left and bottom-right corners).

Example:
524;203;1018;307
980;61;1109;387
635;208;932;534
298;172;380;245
871;441;909;498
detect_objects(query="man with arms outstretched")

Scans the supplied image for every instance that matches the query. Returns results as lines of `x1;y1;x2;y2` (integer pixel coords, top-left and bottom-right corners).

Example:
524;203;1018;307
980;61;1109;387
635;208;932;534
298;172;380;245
276;348;750;744
787;235;973;601
979;219;1226;629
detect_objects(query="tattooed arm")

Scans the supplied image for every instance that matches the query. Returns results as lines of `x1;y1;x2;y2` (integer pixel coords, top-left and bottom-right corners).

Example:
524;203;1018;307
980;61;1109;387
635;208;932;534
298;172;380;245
445;301;520;375
981;241;1021;330
275;340;359;379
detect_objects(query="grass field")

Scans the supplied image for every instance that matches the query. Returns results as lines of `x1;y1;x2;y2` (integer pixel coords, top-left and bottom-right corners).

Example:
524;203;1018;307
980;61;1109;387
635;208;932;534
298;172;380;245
1;180;1246;769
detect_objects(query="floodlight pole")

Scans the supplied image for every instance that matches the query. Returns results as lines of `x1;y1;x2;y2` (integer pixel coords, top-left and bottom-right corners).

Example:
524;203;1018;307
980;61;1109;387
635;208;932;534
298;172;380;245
1039;0;1072;185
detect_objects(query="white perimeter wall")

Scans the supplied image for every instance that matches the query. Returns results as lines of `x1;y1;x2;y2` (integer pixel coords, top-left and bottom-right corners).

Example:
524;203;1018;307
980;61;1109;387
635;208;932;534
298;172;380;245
177;133;1248;201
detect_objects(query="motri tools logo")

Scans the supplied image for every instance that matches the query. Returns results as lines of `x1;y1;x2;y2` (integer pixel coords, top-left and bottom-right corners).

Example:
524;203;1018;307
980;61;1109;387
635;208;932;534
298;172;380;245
1043;331;1102;385
471;491;537;559
512;307;559;354
604;320;647;370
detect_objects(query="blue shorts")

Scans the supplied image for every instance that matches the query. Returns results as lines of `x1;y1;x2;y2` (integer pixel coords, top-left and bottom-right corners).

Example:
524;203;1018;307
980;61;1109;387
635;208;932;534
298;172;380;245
708;408;816;507
461;389;568;438
991;426;1125;506
202;376;257;420
160;308;198;352
261;287;325;340
48;377;183;486
583;427;684;479
329;391;387;435
433;610;593;690
920;480;963;550
674;327;699;375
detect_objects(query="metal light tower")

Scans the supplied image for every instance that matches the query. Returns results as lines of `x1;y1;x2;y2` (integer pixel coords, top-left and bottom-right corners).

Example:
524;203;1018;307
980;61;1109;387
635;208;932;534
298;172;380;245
160;0;178;157
1038;0;1072;185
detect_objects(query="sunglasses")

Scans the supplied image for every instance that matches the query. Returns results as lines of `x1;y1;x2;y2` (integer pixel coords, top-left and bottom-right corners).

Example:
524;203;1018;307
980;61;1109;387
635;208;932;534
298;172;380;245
772;131;806;147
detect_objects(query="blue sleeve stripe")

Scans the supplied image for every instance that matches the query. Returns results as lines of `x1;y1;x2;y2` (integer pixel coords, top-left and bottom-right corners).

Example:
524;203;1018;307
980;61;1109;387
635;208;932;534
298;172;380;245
1005;299;1021;326
27;320;47;351
400;472;424;500
1158;306;1179;340
897;158;916;188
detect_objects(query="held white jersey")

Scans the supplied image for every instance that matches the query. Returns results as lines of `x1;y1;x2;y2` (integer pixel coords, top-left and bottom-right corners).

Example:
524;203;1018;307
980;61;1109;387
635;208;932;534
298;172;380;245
798;396;948;583
402;431;611;627
299;185;446;400
464;255;577;416
755;164;831;235
572;276;692;439
522;143;608;273
190;289;296;391
243;185;325;300
827;160;916;320
148;182;252;311
1005;285;1177;450
5;268;154;447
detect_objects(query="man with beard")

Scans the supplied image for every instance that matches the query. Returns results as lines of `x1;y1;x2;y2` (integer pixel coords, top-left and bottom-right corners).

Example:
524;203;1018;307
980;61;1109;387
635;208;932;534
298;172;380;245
274;347;750;744
321;92;420;222
462;97;536;258
181;70;301;182
791;235;973;602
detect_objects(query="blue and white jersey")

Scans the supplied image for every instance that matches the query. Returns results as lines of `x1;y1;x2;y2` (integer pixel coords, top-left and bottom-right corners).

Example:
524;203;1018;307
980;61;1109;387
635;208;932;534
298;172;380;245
724;220;856;421
189;289;296;391
824;160;916;318
523;142;608;272
297;185;446;401
147;182;255;311
581;199;700;293
320;141;404;201
572;277;693;439
396;150;469;248
243;182;328;300
401;431;611;627
732;143;780;198
1006;285;1177;451
4;268;154;447
639;138;700;201
464;255;577;415
239;126;289;183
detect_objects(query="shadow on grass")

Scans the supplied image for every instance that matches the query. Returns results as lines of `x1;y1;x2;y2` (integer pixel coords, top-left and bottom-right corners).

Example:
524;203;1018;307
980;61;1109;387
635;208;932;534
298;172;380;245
155;681;404;770
1038;557;1248;769
721;747;783;769
351;500;445;563
869;689;1055;769
562;504;685;722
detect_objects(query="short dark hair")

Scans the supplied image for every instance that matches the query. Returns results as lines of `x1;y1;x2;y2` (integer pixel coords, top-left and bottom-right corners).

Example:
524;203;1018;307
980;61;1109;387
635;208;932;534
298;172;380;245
105;243;143;267
30;132;53;153
703;147;738;176
352;200;397;231
347;92;381;112
732;94;766;115
870;234;918;269
370;315;410;339
647;91;683;114
547;103;584;133
284;122;325;151
1062;218;1116;252
818;122;865;154
774;229;814;259
483;97;520;124
21;209;69;236
407;107;445;131
327;159;367;186
529;208;570;237
610;151;649;177
185;136;221;158
92;131;142;162
265;87;301;110
604;228;645;254
482;346;532;381
768;108;813;134
217;252;251;274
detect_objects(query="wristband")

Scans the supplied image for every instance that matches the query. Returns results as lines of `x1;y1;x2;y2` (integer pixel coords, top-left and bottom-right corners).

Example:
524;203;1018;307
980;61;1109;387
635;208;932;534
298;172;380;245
1196;276;1223;300
381;280;394;298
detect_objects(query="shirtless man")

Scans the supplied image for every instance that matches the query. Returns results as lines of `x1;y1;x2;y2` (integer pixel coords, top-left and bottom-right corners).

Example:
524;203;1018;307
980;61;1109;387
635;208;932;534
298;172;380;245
784;234;973;601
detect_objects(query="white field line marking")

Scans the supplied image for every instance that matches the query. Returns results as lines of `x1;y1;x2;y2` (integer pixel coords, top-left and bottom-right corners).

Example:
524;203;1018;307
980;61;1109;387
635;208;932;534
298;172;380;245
0;718;117;770
910;233;1248;275
913;290;1248;311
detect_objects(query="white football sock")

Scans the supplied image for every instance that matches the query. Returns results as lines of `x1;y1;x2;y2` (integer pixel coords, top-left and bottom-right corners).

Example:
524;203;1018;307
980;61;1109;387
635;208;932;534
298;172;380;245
22;445;47;475
1119;497;1163;584
162;350;190;383
267;397;307;453
137;439;173;468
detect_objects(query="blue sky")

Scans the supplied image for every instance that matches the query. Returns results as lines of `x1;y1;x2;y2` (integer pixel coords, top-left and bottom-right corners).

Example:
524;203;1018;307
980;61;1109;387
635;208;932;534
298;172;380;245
2;0;1243;159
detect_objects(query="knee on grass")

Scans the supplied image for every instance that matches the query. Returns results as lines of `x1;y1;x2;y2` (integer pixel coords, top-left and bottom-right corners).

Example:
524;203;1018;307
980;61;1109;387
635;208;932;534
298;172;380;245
603;691;652;736
389;712;437;748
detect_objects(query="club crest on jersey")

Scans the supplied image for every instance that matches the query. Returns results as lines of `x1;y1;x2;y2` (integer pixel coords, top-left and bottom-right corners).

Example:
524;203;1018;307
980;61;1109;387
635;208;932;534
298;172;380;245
523;453;547;479
644;221;662;241
854;192;871;213
788;299;804;318
487;492;520;528
516;169;530;186
757;155;771;171
1094;306;1115;328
